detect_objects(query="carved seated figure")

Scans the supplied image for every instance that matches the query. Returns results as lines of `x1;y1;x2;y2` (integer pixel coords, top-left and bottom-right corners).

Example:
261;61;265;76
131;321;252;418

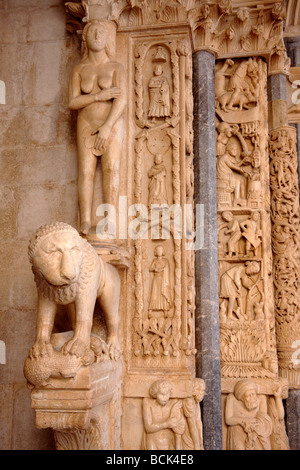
24;222;121;388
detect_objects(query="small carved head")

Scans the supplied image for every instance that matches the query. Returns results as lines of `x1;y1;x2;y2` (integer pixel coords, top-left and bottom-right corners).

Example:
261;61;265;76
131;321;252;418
234;379;259;410
154;245;165;258
192;378;206;403
153;64;163;76
245;261;260;276
149;379;173;406
226;141;239;157
222;211;233;222
237;7;250;23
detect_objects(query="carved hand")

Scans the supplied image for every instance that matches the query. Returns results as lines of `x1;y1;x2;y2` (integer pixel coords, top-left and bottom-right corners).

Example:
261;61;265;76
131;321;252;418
242;419;257;433
167;416;179;428
95;87;121;102
92;123;112;151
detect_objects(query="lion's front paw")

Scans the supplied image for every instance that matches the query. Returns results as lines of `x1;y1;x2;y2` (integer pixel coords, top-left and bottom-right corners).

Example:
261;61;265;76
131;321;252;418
62;338;89;358
29;340;54;359
108;336;121;361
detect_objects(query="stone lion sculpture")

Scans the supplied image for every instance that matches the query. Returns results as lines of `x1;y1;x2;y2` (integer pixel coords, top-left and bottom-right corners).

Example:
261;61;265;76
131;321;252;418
24;222;121;387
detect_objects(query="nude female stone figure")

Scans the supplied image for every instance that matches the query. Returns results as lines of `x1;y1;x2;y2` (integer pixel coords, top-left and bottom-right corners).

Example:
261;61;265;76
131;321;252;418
69;20;127;236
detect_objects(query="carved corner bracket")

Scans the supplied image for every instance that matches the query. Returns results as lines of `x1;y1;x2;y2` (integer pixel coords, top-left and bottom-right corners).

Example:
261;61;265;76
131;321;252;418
30;360;123;450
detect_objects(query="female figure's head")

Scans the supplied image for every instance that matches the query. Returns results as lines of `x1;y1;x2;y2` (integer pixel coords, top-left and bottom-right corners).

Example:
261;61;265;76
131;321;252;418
81;20;116;59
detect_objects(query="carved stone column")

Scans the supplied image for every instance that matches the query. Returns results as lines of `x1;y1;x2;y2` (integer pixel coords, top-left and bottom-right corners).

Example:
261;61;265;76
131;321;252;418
268;70;300;450
286;38;300;200
193;50;223;450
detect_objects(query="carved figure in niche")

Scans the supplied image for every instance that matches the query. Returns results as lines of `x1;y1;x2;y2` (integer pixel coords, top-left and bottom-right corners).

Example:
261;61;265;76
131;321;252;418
215;59;235;102
275;287;299;324
219;261;261;321
273;224;298;253
219;211;242;257
270;129;295;163
69;20;126;235
225;380;273;450
274;256;299;290
216;122;238;156
148;153;168;208
148;245;173;319
226;58;259;111
148;65;171;119
27;222;121;362
216;141;246;207
220;211;243;257
182;378;205;450
271;188;299;223
142;380;185;450
240;212;262;257
216;58;259;113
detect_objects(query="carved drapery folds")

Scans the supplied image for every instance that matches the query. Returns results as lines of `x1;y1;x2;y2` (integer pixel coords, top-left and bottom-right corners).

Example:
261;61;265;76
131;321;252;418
269;126;300;388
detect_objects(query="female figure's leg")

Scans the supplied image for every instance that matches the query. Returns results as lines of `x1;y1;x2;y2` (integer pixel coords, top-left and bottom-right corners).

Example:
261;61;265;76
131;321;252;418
78;146;98;235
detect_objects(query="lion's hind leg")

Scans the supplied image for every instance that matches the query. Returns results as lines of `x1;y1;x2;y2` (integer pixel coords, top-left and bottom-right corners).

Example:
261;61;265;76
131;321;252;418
97;263;121;361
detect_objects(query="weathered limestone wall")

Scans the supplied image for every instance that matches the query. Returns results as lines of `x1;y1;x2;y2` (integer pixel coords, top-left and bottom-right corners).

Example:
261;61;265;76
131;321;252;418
0;0;79;450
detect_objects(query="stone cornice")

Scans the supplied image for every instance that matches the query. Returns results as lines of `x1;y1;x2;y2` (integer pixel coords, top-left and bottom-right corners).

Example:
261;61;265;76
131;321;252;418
65;0;290;74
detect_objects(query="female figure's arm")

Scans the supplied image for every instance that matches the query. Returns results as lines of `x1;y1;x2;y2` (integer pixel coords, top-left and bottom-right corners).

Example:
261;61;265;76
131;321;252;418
93;63;127;149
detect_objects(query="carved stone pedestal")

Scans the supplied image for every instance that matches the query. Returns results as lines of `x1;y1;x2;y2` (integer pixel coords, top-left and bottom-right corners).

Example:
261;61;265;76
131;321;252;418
30;358;123;450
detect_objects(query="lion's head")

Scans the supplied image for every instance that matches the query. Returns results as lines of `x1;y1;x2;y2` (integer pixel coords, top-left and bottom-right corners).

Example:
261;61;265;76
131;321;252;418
28;222;98;303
